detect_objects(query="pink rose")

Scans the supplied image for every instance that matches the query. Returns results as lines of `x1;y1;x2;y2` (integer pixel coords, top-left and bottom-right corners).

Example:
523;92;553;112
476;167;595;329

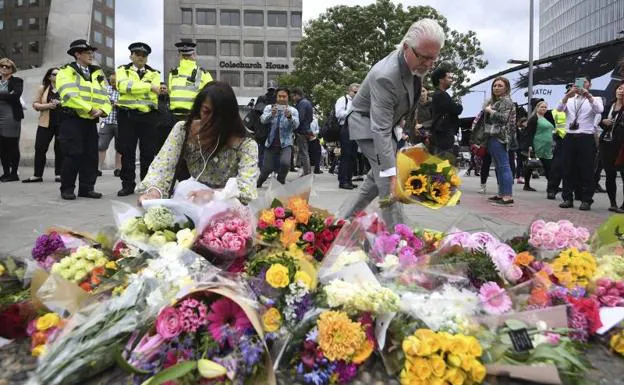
538;230;555;249
575;227;590;243
324;216;335;227
470;232;497;248
553;233;568;249
600;295;624;307
558;223;577;239
225;219;242;233
530;220;546;234
258;221;268;230
505;265;523;283
568;239;584;250
237;224;251;237
544;222;560;233
442;232;473;249
156;307;183;339
274;207;286;218
545;333;560;346
222;232;247;255
275;219;284;229
210;223;226;238
557;219;573;227
529;236;542;248
302;231;315;243
207;238;224;250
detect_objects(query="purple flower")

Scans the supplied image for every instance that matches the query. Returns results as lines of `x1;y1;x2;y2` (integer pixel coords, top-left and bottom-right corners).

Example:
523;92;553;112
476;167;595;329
393;224;413;239
374;233;400;255
336;361;358;383
398;247;418;266
177;298;208;333
32;232;65;263
408;236;425;251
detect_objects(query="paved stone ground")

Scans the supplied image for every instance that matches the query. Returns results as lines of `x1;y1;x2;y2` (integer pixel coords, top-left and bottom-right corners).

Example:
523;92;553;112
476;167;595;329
1;167;623;384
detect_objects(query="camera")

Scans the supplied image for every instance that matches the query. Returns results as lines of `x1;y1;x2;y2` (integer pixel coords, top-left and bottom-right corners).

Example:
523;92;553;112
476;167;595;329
569;120;579;131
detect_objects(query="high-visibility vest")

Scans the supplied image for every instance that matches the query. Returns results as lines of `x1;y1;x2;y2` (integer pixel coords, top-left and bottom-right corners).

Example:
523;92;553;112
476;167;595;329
56;63;112;119
168;58;213;112
115;64;160;113
551;109;567;138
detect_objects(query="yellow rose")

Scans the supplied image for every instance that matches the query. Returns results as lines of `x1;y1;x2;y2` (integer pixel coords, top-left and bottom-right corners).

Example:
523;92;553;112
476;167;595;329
400;369;419;385
36;313;61;332
450;174;461;187
448;336;468;355
459;355;474;372
262;308;282;333
31;344;47;357
611;333;624;355
430;379;447;385
105;260;117;270
430;354;447;377
403;335;431;357
445;367;467;385
447;353;462;368
265;263;290;288
465;336;483;357
413;357;432;380
470;361;486;383
294;271;313;289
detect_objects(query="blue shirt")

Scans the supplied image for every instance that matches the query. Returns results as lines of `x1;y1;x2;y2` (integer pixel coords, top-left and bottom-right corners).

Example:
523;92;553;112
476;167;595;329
261;104;300;148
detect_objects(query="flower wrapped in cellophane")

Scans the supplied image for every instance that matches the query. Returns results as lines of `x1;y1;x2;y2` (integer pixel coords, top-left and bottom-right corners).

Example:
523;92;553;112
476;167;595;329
395;146;461;209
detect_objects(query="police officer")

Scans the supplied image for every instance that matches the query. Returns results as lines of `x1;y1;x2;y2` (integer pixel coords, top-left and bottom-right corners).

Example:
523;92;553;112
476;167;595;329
167;41;213;124
116;42;161;197
56;39;111;200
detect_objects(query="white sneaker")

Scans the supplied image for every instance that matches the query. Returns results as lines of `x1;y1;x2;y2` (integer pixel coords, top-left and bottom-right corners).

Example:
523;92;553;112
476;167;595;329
478;184;487;194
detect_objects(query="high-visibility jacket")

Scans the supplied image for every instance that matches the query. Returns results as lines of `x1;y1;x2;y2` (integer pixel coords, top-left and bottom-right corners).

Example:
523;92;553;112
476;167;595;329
168;58;212;112
56;63;112;119
551;109;567;138
115;64;160;113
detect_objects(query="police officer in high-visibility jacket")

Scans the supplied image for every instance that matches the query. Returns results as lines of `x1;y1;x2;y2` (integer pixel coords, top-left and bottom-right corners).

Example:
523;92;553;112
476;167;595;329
167;41;212;121
56;39;111;200
115;42;161;197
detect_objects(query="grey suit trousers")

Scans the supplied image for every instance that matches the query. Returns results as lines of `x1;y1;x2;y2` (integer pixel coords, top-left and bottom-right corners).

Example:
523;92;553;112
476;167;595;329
340;138;405;228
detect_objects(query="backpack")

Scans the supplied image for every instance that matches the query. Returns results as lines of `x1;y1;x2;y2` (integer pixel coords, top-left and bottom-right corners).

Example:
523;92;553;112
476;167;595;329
320;96;347;142
243;101;270;143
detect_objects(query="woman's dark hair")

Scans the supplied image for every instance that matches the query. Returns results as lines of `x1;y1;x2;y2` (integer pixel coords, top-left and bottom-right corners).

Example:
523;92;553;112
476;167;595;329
42;67;59;88
611;80;624;103
184;81;248;155
276;87;290;97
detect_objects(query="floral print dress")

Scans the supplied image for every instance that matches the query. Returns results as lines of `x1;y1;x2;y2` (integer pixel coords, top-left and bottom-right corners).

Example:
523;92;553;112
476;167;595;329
137;121;259;203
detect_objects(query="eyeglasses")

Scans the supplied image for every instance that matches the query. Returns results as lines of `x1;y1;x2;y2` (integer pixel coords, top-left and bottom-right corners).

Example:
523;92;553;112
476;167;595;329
0;64;11;69
410;47;438;64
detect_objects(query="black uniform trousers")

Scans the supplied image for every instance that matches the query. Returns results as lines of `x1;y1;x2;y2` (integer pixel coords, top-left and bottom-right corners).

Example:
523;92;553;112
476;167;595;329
308;138;322;172
118;109;158;190
338;125;357;185
58;113;98;194
561;133;596;203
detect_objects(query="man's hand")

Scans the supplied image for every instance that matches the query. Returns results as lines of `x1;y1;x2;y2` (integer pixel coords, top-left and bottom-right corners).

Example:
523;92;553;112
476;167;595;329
564;87;577;101
89;108;103;118
285;109;292;119
151;84;161;94
271;106;277;116
389;175;398;200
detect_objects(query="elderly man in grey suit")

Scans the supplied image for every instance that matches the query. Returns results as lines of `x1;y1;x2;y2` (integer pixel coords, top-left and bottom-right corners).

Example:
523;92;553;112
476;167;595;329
341;19;445;228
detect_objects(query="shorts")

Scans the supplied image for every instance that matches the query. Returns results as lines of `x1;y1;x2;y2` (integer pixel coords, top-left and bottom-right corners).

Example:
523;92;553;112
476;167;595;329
98;123;120;152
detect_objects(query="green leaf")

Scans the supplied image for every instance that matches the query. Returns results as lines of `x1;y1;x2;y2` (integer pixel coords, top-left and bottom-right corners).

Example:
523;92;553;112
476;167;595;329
141;360;197;385
270;198;283;209
504;319;527;331
114;345;151;375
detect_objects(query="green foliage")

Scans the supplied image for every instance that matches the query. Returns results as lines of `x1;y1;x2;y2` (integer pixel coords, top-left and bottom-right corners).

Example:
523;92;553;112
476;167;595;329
445;249;503;287
278;0;487;117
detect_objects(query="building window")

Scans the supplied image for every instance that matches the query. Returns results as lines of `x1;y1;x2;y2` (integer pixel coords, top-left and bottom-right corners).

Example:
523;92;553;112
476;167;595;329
244;72;264;88
267;11;287;27
94;10;102;23
244;10;263;26
243;41;263;57
106;0;113;8
95;52;102;63
106;56;114;68
93;30;103;44
291;12;302;27
291;41;299;57
220;71;240;87
196;39;216;56
106;15;114;28
28;41;39;53
15;18;23;29
181;8;192;25
196;8;216;25
12;42;23;54
15;0;23;7
220;10;240;26
267;72;283;85
220;40;240;56
0;20;3;30
28;0;38;5
180;38;193;43
106;36;113;48
267;41;287;57
28;17;38;29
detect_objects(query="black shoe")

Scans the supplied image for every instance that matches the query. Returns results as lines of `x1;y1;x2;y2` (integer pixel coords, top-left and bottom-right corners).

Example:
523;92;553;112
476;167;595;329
559;200;574;209
1;174;19;182
113;169;121;177
579;202;591;211
348;183;358;189
22;177;43;183
61;191;76;200
339;183;355;190
546;192;556;200
523;186;537;192
78;191;102;199
117;188;135;197
595;185;607;193
492;199;514;207
97;170;103;176
488;195;502;202
608;206;624;213
352;177;364;182
314;170;323;174
55;176;61;183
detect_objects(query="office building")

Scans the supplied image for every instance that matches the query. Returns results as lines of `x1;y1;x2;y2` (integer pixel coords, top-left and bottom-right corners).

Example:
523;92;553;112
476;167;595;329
164;0;303;103
540;0;624;58
0;0;115;71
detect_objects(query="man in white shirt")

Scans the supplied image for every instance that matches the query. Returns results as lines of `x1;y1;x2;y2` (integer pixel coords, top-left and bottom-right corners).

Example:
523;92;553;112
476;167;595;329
556;77;604;211
336;83;359;189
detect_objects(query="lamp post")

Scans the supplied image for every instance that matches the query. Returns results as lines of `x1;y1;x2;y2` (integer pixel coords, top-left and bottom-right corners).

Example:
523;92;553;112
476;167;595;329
527;0;535;116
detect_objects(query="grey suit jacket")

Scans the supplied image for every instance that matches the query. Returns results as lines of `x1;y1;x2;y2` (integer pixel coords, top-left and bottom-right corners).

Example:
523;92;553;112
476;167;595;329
348;50;420;172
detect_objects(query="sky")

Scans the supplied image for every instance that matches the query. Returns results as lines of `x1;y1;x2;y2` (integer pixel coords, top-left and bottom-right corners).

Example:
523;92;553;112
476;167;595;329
114;0;539;86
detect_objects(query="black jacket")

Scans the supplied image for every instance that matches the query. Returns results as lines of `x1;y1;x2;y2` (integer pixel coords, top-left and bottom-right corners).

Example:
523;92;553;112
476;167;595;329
430;89;463;150
600;102;624;143
526;111;556;148
0;76;24;121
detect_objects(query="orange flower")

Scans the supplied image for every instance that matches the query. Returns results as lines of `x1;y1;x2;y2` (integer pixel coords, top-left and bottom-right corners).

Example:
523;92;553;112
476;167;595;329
534;270;552;288
260;209;276;226
287;197;311;224
528;287;549;307
514;252;534;267
280;218;302;248
79;281;93;292
31;331;48;346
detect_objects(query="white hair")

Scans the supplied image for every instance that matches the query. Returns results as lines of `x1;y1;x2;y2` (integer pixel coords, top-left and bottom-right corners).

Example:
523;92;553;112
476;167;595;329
397;19;445;51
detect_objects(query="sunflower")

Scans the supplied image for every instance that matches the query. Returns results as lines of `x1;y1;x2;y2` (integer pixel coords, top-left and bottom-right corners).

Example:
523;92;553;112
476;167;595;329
429;182;451;205
405;175;428;196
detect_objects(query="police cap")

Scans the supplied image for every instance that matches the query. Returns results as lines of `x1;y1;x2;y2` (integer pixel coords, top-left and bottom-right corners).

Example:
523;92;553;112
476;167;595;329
129;42;152;55
67;39;97;56
175;41;196;54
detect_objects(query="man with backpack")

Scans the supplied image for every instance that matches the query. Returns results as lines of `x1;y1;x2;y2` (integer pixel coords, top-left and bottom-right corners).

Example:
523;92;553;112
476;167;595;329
244;81;277;169
335;83;359;189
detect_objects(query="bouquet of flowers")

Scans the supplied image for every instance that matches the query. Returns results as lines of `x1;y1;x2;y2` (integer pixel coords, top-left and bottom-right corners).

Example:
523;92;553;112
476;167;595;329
121;287;272;384
27;312;66;357
394;146;462;209
550;248;597;289
0;255;29;307
50;246;109;284
529;220;590;256
117;204;195;250
371;223;429;271
592;277;624;307
31;231;66;270
610;329;624;357
281;310;376;385
323;279;401;315
0;301;37;340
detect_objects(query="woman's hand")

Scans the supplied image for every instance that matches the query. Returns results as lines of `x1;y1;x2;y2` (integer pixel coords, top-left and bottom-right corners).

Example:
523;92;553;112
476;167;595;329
485;105;495;115
602;119;613;127
187;189;214;204
138;189;161;206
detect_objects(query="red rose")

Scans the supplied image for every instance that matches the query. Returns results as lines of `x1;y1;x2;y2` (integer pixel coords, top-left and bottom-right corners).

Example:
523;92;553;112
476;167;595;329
0;304;29;339
320;229;334;242
305;245;315;255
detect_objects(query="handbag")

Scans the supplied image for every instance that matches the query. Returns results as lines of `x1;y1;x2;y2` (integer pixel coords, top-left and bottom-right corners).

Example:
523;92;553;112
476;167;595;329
524;150;541;170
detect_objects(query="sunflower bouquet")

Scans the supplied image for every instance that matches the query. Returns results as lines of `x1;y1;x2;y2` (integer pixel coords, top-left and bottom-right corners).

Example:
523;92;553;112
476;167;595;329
395;146;461;209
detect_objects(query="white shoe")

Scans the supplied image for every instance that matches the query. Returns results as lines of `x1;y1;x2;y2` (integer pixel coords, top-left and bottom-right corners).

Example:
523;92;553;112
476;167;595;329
478;184;487;194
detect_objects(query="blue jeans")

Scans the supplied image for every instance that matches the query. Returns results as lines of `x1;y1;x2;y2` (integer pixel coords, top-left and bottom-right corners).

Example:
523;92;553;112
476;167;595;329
488;137;513;196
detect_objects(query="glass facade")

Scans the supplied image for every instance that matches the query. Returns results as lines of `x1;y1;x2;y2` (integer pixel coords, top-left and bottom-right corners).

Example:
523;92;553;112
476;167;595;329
539;0;624;57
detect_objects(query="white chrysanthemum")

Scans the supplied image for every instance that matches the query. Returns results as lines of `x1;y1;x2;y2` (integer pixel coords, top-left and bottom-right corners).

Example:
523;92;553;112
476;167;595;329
176;228;196;249
330;250;369;272
376;254;399;270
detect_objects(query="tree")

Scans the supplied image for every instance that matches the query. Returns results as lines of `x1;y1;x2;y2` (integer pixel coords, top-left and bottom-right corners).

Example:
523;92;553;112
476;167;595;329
278;0;488;118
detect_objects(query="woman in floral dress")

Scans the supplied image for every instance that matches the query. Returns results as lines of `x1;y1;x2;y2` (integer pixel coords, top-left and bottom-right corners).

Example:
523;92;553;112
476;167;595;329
137;81;259;204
